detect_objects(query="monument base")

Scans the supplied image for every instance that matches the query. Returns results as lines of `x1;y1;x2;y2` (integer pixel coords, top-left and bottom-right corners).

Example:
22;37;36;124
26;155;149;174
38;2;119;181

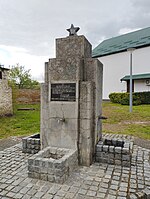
95;138;133;167
22;134;40;154
28;147;78;184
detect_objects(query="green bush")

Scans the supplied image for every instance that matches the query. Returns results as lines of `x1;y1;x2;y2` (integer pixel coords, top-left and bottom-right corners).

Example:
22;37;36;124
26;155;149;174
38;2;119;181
109;93;126;104
109;91;150;105
109;93;124;103
134;92;150;104
120;93;129;105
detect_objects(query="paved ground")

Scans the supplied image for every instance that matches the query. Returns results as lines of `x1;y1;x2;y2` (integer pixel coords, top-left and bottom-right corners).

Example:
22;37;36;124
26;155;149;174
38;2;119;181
1;135;150;152
0;135;150;199
0;137;23;151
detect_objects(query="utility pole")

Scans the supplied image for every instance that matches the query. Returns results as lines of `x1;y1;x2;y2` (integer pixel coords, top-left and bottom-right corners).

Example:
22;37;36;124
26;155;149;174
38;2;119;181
127;48;135;113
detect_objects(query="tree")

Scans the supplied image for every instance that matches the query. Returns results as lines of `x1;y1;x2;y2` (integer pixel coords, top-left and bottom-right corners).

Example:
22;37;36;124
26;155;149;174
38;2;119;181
9;63;39;89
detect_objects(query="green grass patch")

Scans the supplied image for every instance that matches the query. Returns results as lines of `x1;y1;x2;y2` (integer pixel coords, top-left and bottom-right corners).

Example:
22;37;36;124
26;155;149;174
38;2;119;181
102;102;150;140
0;104;40;139
0;102;150;140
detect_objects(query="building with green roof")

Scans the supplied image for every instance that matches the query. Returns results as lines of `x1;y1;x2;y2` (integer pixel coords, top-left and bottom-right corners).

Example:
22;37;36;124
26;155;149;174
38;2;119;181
121;73;150;93
92;27;150;99
92;27;150;58
121;73;150;81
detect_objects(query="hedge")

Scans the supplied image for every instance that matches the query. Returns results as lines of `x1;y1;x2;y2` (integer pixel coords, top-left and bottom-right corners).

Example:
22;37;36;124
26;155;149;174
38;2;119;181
109;92;150;105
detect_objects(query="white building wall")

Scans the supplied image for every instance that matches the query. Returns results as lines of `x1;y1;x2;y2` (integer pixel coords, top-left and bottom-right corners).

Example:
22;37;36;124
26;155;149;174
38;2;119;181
134;79;150;92
98;46;150;99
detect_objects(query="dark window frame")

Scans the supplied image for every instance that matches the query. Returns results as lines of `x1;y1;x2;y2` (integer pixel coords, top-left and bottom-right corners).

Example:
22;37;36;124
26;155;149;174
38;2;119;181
0;71;2;79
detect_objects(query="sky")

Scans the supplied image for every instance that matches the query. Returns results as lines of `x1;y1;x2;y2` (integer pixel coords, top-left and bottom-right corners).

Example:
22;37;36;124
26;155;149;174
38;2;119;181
0;0;150;82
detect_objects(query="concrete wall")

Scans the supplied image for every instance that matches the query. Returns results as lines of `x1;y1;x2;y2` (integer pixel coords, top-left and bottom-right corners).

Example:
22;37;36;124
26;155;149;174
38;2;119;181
99;46;150;99
0;70;13;116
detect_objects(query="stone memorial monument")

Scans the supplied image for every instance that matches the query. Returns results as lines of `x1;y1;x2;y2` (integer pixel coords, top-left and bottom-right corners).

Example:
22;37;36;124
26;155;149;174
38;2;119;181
41;25;103;166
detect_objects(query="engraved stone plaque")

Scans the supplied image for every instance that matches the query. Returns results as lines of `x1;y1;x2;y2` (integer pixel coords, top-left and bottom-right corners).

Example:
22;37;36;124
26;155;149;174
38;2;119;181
51;83;76;101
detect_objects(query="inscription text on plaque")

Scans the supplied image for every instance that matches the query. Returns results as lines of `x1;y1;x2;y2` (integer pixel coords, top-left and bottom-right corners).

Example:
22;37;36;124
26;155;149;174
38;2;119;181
51;83;76;101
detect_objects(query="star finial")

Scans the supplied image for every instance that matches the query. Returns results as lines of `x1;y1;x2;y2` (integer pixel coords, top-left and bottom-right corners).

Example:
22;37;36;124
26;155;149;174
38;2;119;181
67;24;80;36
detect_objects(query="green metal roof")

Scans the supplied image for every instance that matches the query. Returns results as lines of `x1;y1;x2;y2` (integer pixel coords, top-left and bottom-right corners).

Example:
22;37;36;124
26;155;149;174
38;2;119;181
92;27;150;58
121;73;150;81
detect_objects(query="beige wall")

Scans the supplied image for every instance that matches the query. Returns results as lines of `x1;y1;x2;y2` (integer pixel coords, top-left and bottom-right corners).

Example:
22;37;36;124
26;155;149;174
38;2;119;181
0;70;13;116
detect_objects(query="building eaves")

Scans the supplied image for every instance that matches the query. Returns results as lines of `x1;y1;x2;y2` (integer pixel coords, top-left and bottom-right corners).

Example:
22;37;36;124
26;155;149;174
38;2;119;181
121;73;150;81
0;67;10;71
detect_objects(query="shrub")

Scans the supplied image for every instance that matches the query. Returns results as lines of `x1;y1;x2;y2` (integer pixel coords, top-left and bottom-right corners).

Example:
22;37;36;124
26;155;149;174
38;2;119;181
109;91;150;105
109;93;125;104
109;93;123;103
134;92;150;104
120;93;129;105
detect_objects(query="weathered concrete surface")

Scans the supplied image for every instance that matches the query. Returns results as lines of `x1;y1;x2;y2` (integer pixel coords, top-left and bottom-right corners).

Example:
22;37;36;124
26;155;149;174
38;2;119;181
0;68;12;116
41;34;103;166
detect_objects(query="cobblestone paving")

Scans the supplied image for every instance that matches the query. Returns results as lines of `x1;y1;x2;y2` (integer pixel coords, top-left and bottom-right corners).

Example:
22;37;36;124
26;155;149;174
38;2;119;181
0;136;150;199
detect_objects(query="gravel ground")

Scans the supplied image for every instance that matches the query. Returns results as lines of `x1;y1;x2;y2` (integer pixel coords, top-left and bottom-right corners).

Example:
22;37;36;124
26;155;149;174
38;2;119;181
134;137;150;150
0;136;23;151
0;135;150;151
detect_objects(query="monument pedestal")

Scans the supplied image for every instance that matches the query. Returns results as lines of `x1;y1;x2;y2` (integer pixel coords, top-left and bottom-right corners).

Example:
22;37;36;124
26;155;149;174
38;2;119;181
41;32;103;166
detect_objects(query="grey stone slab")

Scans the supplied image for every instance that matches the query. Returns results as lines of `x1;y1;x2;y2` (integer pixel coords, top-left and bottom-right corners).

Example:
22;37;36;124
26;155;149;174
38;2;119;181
98;187;107;193
128;193;138;199
60;185;70;191
118;191;127;197
20;187;31;194
5;185;14;191
0;191;8;197
86;190;97;197
27;188;37;196
89;185;98;191
53;196;63;199
96;192;106;198
6;192;16;198
69;186;79;193
34;191;45;198
56;190;66;197
106;194;117;199
11;185;22;193
0;184;8;189
42;193;53;199
22;195;32;199
78;189;87;195
48;187;59;195
101;183;109;188
13;193;24;199
65;192;76;198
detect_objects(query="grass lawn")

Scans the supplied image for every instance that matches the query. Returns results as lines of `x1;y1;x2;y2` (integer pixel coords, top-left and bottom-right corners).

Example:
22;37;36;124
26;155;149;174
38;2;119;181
0;104;40;139
0;102;149;140
102;101;150;140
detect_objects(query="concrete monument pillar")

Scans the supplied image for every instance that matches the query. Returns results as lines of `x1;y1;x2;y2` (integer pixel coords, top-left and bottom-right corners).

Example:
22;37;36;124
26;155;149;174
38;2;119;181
41;25;103;166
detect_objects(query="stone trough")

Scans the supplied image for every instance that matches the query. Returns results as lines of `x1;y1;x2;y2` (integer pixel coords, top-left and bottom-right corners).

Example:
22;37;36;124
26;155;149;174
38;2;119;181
22;133;40;154
95;138;133;167
28;146;78;184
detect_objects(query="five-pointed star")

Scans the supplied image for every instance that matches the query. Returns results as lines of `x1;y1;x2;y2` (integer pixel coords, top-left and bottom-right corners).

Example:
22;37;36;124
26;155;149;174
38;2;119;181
67;24;80;36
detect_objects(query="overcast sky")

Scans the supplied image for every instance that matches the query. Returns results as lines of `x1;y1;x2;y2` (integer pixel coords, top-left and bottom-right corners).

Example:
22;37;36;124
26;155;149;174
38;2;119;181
0;0;150;81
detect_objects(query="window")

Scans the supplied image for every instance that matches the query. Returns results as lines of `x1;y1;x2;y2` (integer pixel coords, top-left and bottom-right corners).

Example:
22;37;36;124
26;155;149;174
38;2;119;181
0;71;2;79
